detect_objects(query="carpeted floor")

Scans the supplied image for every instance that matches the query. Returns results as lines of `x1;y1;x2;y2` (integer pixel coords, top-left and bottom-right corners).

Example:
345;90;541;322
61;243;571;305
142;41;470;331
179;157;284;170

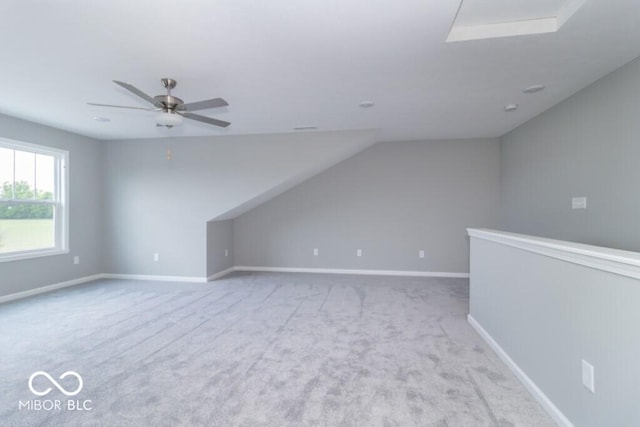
0;272;554;426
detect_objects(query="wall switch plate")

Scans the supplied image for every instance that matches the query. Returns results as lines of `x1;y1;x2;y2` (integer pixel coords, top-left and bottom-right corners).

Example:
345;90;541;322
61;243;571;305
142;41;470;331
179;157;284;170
582;360;595;393
73;256;80;265
225;249;229;257
313;248;319;256
572;196;587;209
153;253;159;262
356;249;362;257
419;250;425;258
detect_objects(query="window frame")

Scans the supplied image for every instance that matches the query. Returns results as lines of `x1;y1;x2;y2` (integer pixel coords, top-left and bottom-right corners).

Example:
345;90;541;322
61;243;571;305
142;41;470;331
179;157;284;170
0;137;69;262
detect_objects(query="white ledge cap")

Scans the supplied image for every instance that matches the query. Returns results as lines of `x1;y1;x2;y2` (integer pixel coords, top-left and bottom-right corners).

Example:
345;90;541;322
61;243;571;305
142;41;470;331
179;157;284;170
467;228;640;280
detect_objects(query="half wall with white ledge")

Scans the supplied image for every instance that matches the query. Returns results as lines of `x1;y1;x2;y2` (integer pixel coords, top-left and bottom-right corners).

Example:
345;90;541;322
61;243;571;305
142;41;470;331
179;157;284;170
467;228;640;427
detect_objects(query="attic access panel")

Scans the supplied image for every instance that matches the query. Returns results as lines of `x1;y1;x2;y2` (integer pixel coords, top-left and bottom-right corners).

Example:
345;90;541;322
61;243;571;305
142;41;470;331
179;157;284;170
447;0;586;42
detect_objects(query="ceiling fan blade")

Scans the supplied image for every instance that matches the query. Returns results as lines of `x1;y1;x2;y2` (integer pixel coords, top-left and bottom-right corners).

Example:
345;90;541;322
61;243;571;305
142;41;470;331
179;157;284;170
113;80;157;105
180;98;228;111
87;102;155;111
180;112;230;128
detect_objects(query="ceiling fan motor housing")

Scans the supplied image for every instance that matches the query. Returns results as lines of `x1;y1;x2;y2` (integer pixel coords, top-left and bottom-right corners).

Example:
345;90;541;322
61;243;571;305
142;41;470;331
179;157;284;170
154;95;184;112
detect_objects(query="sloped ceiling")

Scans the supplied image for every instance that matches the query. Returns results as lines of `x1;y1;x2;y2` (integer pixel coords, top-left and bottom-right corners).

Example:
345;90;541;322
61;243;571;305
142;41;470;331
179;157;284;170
0;0;639;142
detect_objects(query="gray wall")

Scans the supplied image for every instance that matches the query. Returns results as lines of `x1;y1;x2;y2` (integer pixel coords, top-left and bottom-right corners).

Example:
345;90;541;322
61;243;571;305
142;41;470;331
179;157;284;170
0;113;103;297
207;219;233;277
234;139;500;273
500;56;640;252
469;234;640;427
102;131;374;278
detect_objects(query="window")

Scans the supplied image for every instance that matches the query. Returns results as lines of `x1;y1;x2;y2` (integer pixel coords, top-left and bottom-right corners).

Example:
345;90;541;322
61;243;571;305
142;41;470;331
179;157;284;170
0;138;68;261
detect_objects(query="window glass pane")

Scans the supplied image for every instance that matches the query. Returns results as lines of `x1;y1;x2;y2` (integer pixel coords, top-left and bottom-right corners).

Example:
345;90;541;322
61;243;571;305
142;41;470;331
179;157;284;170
0;204;55;253
0;139;67;260
0;147;14;200
14;150;35;200
35;154;55;200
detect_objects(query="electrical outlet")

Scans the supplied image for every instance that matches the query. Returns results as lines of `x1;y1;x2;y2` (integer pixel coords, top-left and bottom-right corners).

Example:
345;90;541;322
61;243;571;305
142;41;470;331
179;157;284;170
73;256;80;265
572;196;587;209
313;248;319;256
582;360;595;393
419;250;425;259
153;253;159;262
357;249;362;257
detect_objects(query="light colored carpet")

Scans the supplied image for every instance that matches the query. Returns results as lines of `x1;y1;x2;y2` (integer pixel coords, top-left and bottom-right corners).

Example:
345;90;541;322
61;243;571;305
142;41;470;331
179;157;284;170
0;272;554;426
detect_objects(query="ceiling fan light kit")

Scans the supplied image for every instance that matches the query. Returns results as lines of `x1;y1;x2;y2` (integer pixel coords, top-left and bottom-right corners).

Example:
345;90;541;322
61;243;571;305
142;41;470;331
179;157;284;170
88;78;230;128
155;111;183;128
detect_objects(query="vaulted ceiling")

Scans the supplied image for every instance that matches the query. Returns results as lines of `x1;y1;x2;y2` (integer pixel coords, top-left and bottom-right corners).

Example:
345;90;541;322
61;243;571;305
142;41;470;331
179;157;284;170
1;0;639;141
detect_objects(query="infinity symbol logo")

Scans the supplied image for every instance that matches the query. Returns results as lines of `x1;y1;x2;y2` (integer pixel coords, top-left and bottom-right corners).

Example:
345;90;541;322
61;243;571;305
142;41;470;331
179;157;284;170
28;371;83;396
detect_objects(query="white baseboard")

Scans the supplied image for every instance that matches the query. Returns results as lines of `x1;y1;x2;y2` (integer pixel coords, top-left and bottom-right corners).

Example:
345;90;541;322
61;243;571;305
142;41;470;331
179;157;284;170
0;274;106;304
207;267;235;281
234;266;469;278
0;267;466;304
467;314;574;427
102;273;208;283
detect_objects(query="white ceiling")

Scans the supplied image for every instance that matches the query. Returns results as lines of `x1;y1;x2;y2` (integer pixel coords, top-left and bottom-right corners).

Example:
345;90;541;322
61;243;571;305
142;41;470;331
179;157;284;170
0;0;639;141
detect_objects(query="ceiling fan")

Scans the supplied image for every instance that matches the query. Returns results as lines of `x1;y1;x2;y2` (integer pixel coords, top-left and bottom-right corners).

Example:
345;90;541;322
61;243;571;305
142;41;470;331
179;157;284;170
88;78;230;128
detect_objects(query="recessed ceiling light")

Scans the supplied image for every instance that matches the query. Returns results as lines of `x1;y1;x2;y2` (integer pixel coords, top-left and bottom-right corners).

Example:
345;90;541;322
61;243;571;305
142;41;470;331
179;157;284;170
504;104;519;112
293;126;318;131
359;101;375;108
523;84;545;94
93;116;111;122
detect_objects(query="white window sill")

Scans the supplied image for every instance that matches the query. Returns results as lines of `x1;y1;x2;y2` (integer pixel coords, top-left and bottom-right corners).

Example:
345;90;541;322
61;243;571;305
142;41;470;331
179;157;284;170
0;248;69;263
